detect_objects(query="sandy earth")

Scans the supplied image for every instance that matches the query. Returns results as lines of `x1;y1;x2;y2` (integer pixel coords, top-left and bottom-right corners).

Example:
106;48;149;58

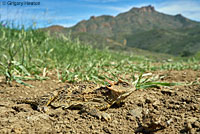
0;70;199;134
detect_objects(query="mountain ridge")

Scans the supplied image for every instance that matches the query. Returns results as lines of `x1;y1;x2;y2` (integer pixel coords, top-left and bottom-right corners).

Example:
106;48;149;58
45;5;200;56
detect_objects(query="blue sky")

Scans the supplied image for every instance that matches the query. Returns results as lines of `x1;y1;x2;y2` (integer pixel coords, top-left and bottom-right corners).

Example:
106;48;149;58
0;0;200;28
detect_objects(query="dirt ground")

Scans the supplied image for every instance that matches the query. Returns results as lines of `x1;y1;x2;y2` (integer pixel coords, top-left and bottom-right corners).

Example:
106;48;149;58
0;70;199;134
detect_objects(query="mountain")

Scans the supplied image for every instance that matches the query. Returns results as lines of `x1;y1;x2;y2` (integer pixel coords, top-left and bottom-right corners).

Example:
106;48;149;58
46;5;200;56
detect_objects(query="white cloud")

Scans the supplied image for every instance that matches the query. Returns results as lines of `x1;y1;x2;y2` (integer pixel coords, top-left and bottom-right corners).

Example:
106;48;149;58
102;6;131;12
101;3;152;12
0;7;72;22
156;1;200;13
155;0;200;21
42;16;72;21
56;23;76;27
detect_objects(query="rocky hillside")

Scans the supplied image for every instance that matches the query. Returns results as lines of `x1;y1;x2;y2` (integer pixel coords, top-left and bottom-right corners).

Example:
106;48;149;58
46;5;200;56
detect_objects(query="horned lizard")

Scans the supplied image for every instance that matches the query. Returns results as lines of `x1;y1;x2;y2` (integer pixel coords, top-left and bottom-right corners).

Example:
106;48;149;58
17;79;135;121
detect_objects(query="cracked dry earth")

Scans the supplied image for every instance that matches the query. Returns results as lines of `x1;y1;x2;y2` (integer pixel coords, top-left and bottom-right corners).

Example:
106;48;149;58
0;70;200;134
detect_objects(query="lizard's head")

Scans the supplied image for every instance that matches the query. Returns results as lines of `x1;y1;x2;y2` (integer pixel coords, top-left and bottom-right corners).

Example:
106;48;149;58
106;79;135;101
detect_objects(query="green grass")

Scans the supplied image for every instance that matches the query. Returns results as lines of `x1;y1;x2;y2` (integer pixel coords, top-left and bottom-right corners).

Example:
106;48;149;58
0;23;199;86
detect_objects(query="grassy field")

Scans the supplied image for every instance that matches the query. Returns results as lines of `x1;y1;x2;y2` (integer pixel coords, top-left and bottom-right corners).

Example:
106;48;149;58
0;24;200;87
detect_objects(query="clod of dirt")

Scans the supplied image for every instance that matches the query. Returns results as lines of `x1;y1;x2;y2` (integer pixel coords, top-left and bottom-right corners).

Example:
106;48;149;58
11;125;23;134
27;114;50;121
128;107;143;118
12;104;33;112
135;109;169;134
182;117;200;134
161;89;175;96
